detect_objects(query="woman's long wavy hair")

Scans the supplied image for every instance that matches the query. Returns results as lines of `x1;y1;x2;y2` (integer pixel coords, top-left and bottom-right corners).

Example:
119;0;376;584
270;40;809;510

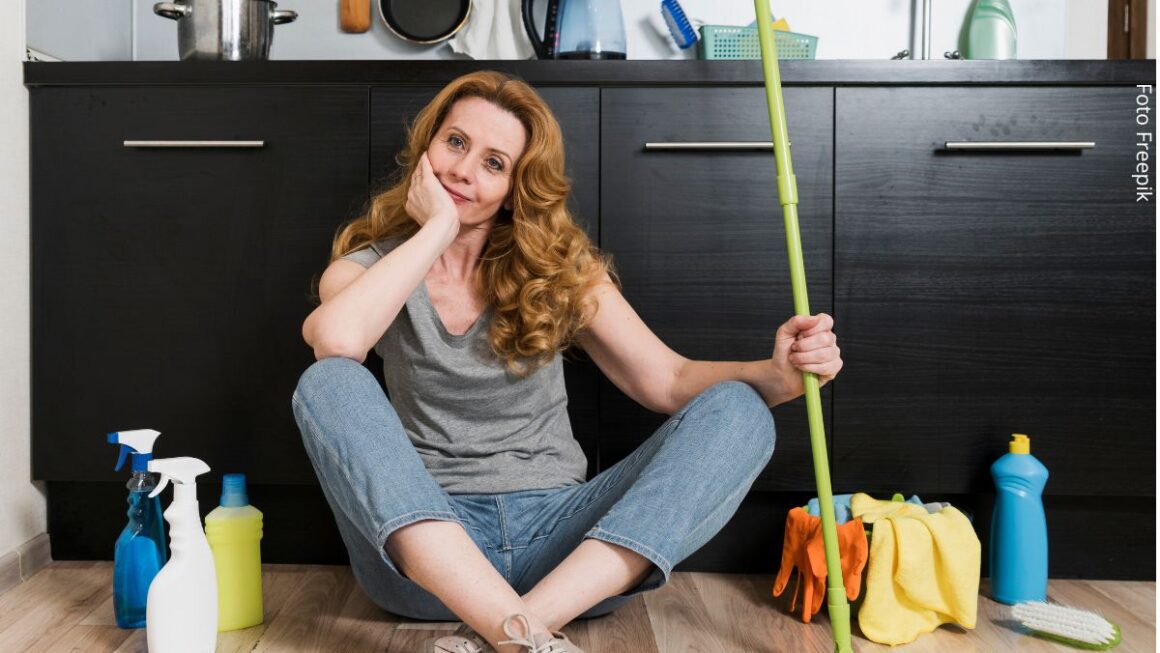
329;70;616;376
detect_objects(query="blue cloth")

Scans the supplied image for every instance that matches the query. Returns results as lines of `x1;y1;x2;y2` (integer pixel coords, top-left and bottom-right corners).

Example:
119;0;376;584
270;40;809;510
292;357;778;621
807;493;855;524
807;494;928;524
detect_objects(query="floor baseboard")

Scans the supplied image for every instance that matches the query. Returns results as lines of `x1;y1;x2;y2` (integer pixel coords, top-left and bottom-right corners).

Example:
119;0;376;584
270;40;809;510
0;534;52;597
0;551;18;597
19;533;52;581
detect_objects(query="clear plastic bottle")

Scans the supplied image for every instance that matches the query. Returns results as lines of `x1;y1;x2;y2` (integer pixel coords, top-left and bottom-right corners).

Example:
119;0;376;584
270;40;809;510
108;429;168;629
989;433;1049;604
205;473;264;631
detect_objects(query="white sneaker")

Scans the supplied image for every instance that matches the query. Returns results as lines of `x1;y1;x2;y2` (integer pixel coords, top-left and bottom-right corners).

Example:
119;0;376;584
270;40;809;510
428;634;491;653
498;614;586;653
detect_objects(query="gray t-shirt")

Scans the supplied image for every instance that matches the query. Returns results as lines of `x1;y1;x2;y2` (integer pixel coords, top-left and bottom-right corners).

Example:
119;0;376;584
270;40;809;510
340;238;587;495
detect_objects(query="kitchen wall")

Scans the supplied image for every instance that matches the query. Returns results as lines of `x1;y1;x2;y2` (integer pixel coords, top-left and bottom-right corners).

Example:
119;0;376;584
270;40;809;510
25;0;1154;62
2;0;47;560
1153;0;1158;57
26;0;131;62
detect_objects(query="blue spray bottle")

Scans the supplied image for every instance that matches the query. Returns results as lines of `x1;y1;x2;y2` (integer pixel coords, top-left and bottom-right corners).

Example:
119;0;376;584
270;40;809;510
107;428;169;628
989;433;1049;604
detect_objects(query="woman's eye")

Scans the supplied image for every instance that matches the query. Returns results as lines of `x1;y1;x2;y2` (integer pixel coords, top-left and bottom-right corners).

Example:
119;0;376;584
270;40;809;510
487;158;504;171
448;135;464;148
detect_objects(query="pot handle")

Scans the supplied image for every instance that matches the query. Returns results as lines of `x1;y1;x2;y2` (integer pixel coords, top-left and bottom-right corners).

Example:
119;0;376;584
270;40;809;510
153;2;190;20
271;9;298;25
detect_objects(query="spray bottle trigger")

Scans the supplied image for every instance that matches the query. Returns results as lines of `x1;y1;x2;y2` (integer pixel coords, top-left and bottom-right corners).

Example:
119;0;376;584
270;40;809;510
149;475;170;499
114;444;130;472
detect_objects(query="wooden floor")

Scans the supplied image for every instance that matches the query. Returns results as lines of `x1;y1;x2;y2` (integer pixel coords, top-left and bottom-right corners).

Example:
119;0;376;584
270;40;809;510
0;562;1153;652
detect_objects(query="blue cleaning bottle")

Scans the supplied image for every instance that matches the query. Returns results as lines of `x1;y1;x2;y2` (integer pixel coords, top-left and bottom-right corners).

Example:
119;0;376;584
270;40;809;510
989;433;1048;604
108;429;169;629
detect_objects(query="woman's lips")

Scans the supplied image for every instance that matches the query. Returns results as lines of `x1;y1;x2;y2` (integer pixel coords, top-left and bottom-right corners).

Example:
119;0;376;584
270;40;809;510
443;184;471;202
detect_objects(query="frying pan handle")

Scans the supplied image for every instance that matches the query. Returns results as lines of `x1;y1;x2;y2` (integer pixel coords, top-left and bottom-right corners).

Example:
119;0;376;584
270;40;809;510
153;2;190;20
271;9;298;25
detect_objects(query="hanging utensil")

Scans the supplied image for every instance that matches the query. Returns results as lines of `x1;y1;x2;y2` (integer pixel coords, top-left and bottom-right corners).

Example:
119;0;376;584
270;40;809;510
378;0;471;44
341;0;371;33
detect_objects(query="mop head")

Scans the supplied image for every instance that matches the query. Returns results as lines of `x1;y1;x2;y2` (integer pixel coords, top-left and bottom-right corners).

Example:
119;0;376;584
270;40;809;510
1012;600;1122;650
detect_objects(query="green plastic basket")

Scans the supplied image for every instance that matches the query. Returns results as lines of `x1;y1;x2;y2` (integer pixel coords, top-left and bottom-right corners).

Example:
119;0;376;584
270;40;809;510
697;25;817;60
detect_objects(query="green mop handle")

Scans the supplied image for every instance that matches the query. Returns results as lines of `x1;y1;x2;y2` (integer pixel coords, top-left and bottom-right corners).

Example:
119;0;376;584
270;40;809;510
752;4;853;653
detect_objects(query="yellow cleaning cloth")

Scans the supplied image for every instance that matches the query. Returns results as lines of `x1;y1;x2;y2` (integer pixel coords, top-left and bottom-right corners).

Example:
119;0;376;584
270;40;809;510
850;493;980;646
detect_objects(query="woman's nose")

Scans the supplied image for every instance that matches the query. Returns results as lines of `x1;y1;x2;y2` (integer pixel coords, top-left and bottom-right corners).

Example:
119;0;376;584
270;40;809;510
446;154;473;182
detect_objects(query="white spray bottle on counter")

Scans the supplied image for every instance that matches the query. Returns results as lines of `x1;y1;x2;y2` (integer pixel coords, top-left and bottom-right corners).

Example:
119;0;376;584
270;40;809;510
146;457;218;653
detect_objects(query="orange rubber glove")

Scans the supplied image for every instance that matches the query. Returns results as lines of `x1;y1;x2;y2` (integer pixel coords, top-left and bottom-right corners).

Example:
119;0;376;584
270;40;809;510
772;507;868;623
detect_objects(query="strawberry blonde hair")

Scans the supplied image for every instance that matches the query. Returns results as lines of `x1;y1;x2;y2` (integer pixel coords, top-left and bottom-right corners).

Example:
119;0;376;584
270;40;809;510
329;70;615;376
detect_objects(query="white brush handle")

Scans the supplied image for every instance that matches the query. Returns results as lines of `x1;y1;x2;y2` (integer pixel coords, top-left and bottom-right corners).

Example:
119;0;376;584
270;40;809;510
1013;601;1119;647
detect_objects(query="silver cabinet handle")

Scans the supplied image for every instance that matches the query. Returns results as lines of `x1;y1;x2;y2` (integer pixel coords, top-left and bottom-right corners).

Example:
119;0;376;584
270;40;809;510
943;141;1095;151
123;140;266;148
644;142;787;151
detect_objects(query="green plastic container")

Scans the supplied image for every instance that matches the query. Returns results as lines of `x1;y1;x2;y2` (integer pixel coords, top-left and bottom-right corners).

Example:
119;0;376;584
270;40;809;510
697;25;817;60
964;0;1017;59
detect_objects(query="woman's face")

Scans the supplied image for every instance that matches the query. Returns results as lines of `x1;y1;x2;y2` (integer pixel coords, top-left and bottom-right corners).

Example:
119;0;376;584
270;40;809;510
427;97;528;229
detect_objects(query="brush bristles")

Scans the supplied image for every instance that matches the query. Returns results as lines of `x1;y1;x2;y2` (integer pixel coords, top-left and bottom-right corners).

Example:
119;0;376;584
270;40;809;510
1012;601;1117;645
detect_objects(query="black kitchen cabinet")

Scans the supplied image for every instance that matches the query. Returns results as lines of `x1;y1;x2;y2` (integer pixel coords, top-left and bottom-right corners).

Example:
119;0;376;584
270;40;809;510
833;87;1156;497
26;61;1156;579
599;87;834;491
31;86;369;484
370;86;603;476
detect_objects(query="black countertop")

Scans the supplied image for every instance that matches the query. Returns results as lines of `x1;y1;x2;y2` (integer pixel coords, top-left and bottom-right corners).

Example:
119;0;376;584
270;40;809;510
22;59;1157;87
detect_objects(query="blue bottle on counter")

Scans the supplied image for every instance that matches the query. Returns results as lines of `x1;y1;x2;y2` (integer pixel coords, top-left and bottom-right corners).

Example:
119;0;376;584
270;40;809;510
108;429;169;629
989;433;1048;604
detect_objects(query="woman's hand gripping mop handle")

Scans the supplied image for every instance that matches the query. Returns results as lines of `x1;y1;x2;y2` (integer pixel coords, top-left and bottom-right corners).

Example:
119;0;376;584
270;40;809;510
752;4;853;652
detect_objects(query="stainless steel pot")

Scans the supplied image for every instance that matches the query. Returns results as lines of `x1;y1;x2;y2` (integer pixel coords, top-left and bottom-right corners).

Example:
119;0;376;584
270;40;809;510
153;0;298;61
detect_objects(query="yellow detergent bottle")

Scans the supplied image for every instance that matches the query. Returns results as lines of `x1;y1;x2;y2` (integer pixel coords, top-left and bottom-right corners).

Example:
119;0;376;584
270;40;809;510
204;473;264;631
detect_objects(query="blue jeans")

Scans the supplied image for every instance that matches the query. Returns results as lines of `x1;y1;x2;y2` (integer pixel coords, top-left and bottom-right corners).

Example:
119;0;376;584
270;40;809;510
291;357;776;621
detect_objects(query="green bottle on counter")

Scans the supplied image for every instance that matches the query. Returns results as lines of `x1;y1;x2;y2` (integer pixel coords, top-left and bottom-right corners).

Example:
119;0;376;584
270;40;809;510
965;0;1017;60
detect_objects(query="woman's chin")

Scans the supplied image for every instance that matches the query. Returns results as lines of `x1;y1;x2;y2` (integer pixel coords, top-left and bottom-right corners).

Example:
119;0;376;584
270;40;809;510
458;211;504;230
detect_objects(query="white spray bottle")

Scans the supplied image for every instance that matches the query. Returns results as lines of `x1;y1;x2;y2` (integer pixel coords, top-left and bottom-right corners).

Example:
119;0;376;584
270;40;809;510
146;457;218;653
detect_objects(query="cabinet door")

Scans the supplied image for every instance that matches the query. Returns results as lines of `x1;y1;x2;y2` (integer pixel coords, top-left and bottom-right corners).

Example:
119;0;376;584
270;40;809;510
31;86;369;483
371;87;602;476
834;87;1155;496
600;87;834;491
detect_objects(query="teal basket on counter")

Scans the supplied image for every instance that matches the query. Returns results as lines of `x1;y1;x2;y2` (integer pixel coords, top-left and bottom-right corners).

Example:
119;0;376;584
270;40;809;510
697;25;817;60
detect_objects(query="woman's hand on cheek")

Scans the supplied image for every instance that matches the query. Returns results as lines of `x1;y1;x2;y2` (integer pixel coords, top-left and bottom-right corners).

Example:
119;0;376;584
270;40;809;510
769;313;843;402
406;152;459;237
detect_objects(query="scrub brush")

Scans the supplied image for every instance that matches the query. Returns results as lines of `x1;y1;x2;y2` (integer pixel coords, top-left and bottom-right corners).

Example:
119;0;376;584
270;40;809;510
661;0;698;49
1012;601;1122;650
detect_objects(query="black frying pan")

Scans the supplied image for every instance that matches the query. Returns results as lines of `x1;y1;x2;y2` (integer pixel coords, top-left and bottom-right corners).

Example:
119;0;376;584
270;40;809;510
378;0;471;44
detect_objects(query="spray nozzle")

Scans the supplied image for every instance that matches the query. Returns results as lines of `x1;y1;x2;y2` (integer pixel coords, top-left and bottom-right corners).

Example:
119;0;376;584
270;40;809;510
148;457;210;499
107;429;161;472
